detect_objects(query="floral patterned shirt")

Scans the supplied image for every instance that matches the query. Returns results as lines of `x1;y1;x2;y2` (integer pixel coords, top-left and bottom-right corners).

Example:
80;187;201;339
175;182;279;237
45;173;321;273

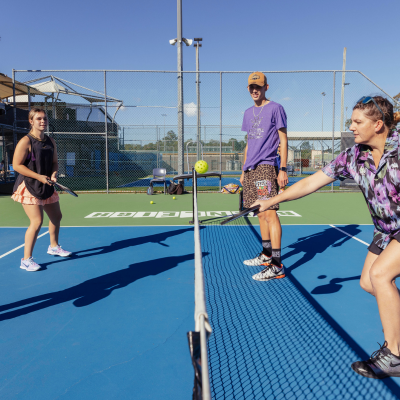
322;130;400;249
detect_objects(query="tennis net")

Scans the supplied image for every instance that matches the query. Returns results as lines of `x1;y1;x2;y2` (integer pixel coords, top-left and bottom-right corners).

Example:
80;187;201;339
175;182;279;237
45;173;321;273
187;169;212;400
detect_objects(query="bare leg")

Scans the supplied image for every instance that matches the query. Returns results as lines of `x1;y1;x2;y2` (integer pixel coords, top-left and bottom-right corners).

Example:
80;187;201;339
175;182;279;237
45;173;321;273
22;204;44;259
258;211;270;241
258;209;281;249
368;240;400;356
359;251;379;295
44;202;62;248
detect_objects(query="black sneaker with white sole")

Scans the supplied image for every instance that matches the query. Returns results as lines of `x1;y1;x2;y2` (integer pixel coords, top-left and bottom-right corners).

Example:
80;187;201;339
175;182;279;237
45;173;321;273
243;252;271;266
351;342;400;379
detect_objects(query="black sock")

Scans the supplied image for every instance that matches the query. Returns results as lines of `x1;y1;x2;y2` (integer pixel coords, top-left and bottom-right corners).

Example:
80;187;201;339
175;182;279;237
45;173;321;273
271;249;281;267
262;240;272;257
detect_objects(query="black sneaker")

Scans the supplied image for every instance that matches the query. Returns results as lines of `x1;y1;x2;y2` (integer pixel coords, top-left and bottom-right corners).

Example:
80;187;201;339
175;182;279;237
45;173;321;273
351;342;400;379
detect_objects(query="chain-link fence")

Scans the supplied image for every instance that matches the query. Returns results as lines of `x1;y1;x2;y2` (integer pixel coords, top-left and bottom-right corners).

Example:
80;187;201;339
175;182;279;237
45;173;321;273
1;70;398;192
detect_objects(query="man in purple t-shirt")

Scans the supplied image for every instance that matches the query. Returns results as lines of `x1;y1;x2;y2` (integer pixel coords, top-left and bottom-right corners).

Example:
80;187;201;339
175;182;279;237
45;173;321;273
240;72;288;282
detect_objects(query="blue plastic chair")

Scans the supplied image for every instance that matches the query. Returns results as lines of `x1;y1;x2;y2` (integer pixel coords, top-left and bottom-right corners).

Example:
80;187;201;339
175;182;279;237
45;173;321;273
287;165;295;176
150;168;167;195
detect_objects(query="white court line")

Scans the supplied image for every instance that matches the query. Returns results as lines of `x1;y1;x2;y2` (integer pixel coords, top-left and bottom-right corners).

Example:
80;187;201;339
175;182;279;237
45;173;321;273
0;224;376;228
0;231;49;259
329;224;369;246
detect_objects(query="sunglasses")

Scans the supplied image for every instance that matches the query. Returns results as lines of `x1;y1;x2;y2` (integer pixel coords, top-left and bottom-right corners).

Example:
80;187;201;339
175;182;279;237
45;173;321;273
357;96;385;124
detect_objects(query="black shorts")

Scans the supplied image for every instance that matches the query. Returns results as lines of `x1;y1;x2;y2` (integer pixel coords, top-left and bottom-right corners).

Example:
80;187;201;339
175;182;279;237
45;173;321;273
368;232;400;255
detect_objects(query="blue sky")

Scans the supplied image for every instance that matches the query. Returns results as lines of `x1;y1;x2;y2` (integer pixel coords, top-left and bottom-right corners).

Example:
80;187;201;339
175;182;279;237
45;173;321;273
1;0;399;135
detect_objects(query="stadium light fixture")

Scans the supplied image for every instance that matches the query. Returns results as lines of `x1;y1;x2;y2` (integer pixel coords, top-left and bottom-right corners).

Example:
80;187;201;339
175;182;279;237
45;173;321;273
169;38;192;46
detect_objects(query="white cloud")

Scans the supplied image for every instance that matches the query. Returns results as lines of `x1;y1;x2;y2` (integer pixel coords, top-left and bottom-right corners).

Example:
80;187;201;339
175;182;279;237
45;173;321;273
282;97;291;101
184;102;197;117
304;112;309;116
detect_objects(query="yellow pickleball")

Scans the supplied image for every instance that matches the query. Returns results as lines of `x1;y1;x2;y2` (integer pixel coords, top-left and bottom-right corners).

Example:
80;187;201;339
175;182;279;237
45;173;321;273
195;160;208;174
150;201;154;204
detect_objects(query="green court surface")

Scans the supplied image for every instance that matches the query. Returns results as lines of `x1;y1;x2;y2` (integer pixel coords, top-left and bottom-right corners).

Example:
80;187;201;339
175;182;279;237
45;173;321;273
0;192;372;227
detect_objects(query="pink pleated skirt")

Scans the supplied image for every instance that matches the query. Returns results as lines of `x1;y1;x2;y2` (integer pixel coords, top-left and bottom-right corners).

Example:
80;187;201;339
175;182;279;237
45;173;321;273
11;181;59;205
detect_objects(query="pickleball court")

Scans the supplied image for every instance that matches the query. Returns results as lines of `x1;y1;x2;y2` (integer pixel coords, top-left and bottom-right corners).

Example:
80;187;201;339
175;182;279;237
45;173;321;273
1;191;400;399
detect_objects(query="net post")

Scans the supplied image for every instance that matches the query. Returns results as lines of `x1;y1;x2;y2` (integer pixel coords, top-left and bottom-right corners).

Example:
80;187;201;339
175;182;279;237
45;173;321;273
104;70;109;194
190;167;197;225
200;314;211;400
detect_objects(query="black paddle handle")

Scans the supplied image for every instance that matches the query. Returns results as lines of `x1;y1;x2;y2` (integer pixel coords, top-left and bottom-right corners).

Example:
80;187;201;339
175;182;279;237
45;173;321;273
220;205;260;225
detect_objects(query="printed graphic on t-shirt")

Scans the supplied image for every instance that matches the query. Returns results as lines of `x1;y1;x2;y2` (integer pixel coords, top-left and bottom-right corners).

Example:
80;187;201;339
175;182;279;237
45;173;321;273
255;180;272;200
248;114;264;140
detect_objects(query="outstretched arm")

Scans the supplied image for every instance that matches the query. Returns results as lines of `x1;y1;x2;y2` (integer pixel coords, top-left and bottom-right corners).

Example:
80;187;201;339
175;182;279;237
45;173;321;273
252;170;335;212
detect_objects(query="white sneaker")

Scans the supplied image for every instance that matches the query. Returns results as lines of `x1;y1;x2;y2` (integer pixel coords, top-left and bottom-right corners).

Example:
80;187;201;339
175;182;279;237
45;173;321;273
252;263;285;281
243;252;271;266
20;257;41;272
47;245;72;257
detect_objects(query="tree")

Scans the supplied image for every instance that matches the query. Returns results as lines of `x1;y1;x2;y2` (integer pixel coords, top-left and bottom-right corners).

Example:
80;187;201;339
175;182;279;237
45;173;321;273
345;118;352;130
300;141;312;161
164;130;177;141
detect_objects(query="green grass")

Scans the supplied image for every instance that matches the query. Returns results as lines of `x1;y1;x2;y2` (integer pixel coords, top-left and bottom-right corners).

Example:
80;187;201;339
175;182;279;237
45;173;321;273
0;191;372;227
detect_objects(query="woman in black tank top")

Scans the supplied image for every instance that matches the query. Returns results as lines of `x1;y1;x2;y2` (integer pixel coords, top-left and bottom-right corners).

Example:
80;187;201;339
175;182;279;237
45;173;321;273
12;108;72;272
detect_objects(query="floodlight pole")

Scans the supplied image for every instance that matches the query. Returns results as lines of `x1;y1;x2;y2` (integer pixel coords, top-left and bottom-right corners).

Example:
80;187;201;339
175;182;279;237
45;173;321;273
194;38;202;161
177;0;184;178
340;47;347;132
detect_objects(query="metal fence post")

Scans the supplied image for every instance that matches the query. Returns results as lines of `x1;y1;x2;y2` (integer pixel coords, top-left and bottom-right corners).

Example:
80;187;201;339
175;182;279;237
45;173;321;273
2;126;5;181
104;71;109;193
219;72;222;191
156;125;159;168
12;70;17;150
331;71;336;192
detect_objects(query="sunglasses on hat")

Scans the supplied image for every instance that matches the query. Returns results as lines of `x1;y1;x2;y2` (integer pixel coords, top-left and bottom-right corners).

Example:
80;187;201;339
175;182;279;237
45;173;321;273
357;96;385;124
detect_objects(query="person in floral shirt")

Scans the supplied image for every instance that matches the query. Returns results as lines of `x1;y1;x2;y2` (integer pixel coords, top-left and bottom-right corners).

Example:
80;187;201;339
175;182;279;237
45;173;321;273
252;96;400;379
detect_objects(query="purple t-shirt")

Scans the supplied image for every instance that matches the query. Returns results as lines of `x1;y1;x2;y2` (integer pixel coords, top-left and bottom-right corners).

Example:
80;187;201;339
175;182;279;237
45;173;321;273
242;101;287;170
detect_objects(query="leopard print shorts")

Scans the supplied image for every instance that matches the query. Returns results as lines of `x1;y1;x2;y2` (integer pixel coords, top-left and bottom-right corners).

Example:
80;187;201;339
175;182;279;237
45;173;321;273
243;164;279;210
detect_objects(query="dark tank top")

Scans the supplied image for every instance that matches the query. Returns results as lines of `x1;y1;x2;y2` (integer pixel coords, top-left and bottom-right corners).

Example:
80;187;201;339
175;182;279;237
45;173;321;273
13;134;55;200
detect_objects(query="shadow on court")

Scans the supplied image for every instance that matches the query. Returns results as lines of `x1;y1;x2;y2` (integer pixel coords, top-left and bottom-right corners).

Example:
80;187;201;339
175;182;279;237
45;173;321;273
38;227;195;269
311;275;361;294
282;224;363;272
0;253;199;321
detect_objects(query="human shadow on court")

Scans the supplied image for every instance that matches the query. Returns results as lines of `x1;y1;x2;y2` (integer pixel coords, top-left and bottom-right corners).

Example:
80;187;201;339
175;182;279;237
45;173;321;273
0;253;199;321
39;227;195;269
282;225;363;273
311;275;361;295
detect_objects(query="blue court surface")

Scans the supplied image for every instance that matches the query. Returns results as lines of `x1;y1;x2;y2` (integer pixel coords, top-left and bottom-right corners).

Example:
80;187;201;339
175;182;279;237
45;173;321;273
119;176;340;188
1;224;400;399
